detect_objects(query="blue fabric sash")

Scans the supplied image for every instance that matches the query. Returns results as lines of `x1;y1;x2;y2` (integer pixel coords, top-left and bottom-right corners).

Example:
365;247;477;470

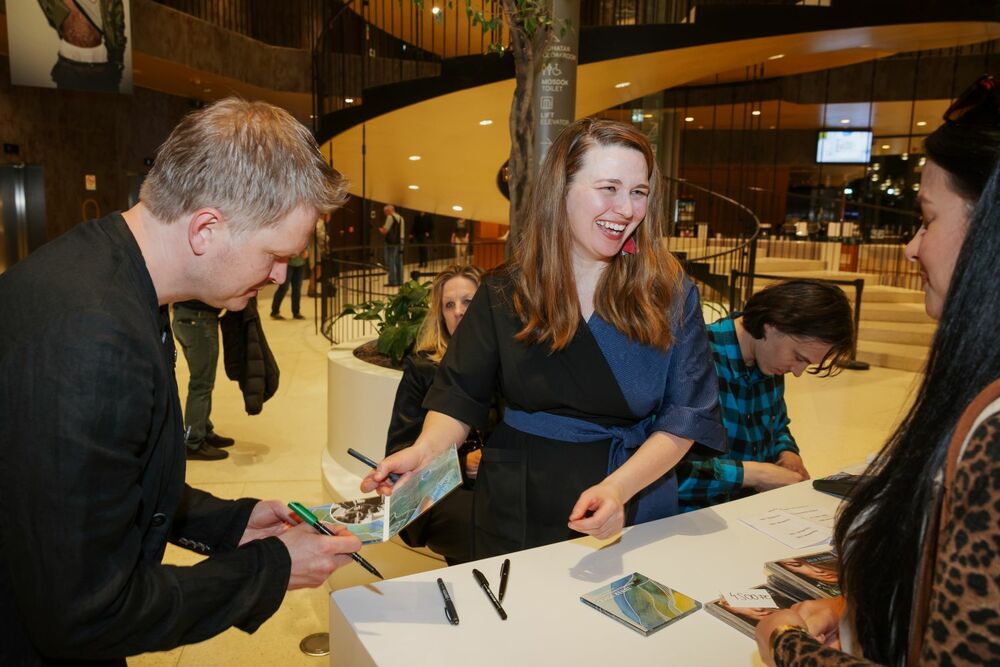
502;407;678;523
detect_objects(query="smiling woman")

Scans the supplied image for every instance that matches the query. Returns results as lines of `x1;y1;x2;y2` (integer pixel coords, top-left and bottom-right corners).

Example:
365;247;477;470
363;118;726;559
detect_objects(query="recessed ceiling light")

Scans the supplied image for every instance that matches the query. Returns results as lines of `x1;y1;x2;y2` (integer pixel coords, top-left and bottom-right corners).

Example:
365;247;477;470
916;120;927;127
479;119;493;126
614;81;631;89
881;144;890;150
751;109;761;116
408;155;421;161
840;119;851;124
408;184;419;190
684;116;694;122
345;97;354;104
768;53;785;60
452;205;463;212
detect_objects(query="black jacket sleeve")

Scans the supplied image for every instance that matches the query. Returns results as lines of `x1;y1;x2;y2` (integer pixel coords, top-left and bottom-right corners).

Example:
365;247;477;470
0;310;290;661
385;355;437;456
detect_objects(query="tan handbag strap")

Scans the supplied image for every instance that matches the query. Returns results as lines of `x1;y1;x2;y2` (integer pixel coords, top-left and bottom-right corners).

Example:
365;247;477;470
907;377;1000;666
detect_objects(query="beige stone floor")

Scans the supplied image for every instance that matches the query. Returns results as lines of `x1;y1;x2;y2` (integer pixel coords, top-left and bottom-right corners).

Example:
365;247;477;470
132;287;922;666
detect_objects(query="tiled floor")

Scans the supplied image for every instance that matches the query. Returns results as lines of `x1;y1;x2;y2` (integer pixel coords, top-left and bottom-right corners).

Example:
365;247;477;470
132;286;922;666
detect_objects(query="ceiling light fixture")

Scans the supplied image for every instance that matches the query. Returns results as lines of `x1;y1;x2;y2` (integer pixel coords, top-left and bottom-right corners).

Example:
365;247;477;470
408;184;419;190
751;109;761;116
408;155;421;161
684;116;694;122
431;6;441;14
881;144;890;150
768;53;785;60
479;119;493;126
452;205;463;212
614;81;631;89
916;120;927;127
840;119;851;124
345;97;354;104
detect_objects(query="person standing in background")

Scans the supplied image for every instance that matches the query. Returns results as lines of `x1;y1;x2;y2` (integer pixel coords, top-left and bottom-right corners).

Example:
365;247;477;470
173;299;236;460
451;218;470;264
378;204;404;286
412;211;434;267
270;249;307;320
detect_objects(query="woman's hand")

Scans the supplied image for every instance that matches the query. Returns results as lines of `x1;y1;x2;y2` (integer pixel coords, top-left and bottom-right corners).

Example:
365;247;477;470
755;609;808;666
567;481;627;539
362;412;471;495
360;444;429;496
792;596;846;647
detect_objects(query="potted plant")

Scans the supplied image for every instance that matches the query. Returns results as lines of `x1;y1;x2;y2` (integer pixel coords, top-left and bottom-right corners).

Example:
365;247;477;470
336;279;431;367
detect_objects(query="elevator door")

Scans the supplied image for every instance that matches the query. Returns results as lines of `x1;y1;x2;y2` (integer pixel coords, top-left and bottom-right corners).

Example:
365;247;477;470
0;165;47;274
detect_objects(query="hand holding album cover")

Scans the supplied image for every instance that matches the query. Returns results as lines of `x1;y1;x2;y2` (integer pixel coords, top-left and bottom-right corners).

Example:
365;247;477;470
312;444;462;543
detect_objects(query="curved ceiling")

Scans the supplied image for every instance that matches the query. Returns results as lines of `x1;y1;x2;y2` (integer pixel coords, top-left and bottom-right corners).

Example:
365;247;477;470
324;21;1000;223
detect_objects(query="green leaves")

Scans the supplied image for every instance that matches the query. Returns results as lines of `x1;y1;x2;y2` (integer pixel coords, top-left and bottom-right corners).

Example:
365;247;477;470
337;279;432;365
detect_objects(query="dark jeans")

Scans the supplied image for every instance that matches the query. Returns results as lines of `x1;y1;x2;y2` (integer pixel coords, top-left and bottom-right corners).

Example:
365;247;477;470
272;264;305;315
384;244;403;285
172;305;220;449
50;55;123;93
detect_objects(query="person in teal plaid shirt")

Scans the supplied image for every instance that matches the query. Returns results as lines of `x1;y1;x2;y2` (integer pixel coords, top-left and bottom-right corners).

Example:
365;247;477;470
677;280;854;511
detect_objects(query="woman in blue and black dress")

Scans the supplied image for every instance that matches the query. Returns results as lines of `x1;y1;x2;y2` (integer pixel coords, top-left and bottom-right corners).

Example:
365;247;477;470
363;118;724;559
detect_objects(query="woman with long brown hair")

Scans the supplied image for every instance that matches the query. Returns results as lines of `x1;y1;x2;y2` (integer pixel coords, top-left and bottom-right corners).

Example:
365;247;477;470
363;118;724;558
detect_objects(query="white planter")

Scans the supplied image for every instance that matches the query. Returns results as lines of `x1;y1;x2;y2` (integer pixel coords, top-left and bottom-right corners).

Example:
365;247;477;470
323;338;402;502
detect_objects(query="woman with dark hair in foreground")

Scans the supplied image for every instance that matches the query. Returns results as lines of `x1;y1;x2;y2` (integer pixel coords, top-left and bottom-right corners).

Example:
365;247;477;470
757;74;1000;666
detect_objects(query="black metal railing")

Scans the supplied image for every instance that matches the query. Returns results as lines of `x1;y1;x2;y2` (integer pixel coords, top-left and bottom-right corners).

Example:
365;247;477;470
667;176;761;314
317;240;506;343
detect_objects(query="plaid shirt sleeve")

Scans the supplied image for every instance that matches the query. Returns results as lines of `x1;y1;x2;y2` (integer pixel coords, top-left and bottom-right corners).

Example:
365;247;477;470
761;378;800;461
676;457;744;512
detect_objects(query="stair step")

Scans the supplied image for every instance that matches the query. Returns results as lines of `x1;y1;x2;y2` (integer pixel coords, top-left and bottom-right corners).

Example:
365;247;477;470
754;257;827;273
856;340;928;373
858;321;937;346
749;270;882;289
860;302;935;324
852;286;924;304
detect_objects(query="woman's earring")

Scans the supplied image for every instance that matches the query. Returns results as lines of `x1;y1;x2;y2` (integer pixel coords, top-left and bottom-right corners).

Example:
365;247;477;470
621;236;637;255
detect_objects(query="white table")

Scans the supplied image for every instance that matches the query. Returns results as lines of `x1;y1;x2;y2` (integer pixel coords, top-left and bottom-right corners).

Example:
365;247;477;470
329;480;843;666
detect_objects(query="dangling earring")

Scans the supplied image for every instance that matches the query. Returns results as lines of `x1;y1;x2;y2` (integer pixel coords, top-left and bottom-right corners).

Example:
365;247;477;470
621;236;637;255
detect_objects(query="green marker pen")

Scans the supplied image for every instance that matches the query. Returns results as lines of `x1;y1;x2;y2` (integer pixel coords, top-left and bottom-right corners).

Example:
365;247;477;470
288;502;384;580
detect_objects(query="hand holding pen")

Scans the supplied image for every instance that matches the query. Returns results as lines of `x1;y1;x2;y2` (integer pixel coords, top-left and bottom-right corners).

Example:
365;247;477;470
287;502;384;581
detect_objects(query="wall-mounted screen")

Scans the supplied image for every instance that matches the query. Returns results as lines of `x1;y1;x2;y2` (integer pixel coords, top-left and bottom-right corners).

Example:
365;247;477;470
816;130;873;164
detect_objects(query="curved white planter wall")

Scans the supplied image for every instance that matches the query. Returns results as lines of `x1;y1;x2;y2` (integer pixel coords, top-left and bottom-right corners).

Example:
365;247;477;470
323;339;402;502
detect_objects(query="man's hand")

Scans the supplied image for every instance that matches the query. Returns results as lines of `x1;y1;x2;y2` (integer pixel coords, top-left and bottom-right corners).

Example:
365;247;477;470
239;499;295;545
776;451;810;480
567;481;627;540
743;461;803;492
277;521;361;590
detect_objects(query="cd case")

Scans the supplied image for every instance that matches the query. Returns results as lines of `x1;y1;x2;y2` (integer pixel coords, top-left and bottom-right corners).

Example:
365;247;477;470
580;572;701;636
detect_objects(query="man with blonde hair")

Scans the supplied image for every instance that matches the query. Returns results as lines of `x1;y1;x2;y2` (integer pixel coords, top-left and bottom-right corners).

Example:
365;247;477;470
0;99;362;664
